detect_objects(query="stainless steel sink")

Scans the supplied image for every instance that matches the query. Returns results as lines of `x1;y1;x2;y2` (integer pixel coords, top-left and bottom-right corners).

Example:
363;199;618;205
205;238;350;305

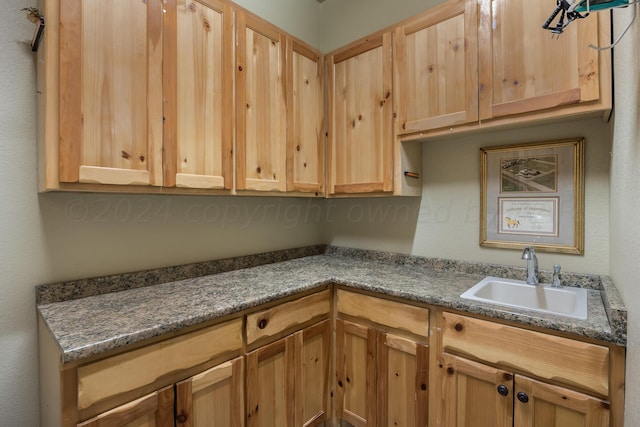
460;276;588;320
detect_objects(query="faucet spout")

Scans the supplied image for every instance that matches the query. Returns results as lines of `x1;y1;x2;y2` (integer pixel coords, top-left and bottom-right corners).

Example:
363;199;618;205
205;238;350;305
521;246;539;285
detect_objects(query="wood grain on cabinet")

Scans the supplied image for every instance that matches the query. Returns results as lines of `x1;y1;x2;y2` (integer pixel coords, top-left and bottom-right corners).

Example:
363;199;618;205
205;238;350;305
441;353;514;427
77;319;243;412
327;33;394;195
77;386;174;427
335;319;378;427
336;289;429;337
378;332;429;427
246;335;296;426
175;357;244;427
236;11;287;192
163;0;234;190
295;320;331;426
395;0;479;134
441;312;610;397
246;290;331;346
58;0;164;186
478;0;611;121
287;39;325;194
514;375;610;427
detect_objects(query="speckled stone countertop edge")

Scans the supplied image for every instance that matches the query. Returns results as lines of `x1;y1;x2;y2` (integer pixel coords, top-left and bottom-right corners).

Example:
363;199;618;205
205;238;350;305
35;245;328;305
38;279;337;363
325;246;603;289
36;247;627;364
600;276;627;345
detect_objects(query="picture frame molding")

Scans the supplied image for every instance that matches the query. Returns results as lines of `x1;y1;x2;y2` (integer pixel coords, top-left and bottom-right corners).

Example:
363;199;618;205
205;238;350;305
480;138;585;254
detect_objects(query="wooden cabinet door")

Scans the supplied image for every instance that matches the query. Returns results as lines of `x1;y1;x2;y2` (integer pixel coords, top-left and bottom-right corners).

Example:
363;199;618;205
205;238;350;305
246;335;295;427
328;33;394;195
514;376;610;427
236;11;287;192
441;353;513;427
287;39;325;194
175;357;244;427
294;320;331;427
335;319;378;427
395;0;478;135
163;0;234;190
59;0;163;186
478;0;608;120
377;333;429;427
77;386;174;427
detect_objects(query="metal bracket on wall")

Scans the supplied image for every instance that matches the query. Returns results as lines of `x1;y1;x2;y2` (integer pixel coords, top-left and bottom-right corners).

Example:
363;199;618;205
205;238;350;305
21;7;45;52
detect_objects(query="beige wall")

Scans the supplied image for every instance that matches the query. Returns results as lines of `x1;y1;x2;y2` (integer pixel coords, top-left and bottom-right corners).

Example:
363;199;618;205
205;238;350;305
233;0;323;47
318;0;444;51
610;6;640;425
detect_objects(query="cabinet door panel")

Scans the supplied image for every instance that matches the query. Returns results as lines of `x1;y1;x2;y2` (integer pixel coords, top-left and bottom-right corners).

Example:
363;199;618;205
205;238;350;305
479;0;603;120
295;320;331;426
441;353;513;427
287;40;325;194
59;0;163;186
335;320;378;426
163;0;233;190
176;357;244;427
236;12;287;192
328;34;394;195
246;336;295;427
77;386;173;427
395;0;478;134
378;333;429;427
514;376;610;427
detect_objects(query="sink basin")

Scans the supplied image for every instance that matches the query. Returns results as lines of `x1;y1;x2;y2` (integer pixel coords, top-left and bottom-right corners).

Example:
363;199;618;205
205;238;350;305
460;277;588;320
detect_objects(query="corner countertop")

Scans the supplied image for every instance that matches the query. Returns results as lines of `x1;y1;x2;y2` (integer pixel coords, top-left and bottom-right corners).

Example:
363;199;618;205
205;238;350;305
37;247;627;364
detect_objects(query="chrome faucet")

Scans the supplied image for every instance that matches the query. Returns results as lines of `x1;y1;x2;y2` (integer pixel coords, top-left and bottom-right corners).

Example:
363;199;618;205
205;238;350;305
521;246;539;285
552;264;562;288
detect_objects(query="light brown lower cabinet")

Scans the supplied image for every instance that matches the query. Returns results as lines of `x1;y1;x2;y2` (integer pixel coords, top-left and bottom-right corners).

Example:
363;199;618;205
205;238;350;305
76;386;174;427
335;319;429;427
77;357;245;427
441;353;610;427
176;357;245;426
39;289;625;427
246;320;331;427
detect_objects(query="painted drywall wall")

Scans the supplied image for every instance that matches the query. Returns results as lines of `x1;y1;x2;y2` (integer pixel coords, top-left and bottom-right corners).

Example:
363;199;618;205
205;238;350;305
318;0;445;52
327;118;612;275
0;1;324;425
0;6;43;427
233;0;323;47
609;6;640;425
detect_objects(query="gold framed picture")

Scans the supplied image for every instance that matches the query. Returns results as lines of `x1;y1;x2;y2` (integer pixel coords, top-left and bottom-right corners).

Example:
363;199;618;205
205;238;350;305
480;138;584;254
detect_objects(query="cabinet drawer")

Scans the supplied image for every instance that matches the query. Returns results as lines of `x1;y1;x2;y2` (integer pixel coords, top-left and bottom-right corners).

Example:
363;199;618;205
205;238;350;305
77;318;243;411
337;290;429;337
246;290;331;345
441;312;609;396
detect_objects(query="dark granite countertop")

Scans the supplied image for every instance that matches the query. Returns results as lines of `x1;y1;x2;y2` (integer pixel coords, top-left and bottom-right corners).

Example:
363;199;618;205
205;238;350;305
37;246;627;364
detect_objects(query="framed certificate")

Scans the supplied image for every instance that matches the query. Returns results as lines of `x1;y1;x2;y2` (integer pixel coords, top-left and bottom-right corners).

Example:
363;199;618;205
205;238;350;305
480;138;584;254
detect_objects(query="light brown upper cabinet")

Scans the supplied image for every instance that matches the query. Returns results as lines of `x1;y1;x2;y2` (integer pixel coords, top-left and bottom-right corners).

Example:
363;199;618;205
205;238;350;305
163;0;234;191
327;33;395;196
395;0;479;135
287;40;325;194
56;0;164;187
477;0;611;122
236;11;324;195
236;11;288;192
